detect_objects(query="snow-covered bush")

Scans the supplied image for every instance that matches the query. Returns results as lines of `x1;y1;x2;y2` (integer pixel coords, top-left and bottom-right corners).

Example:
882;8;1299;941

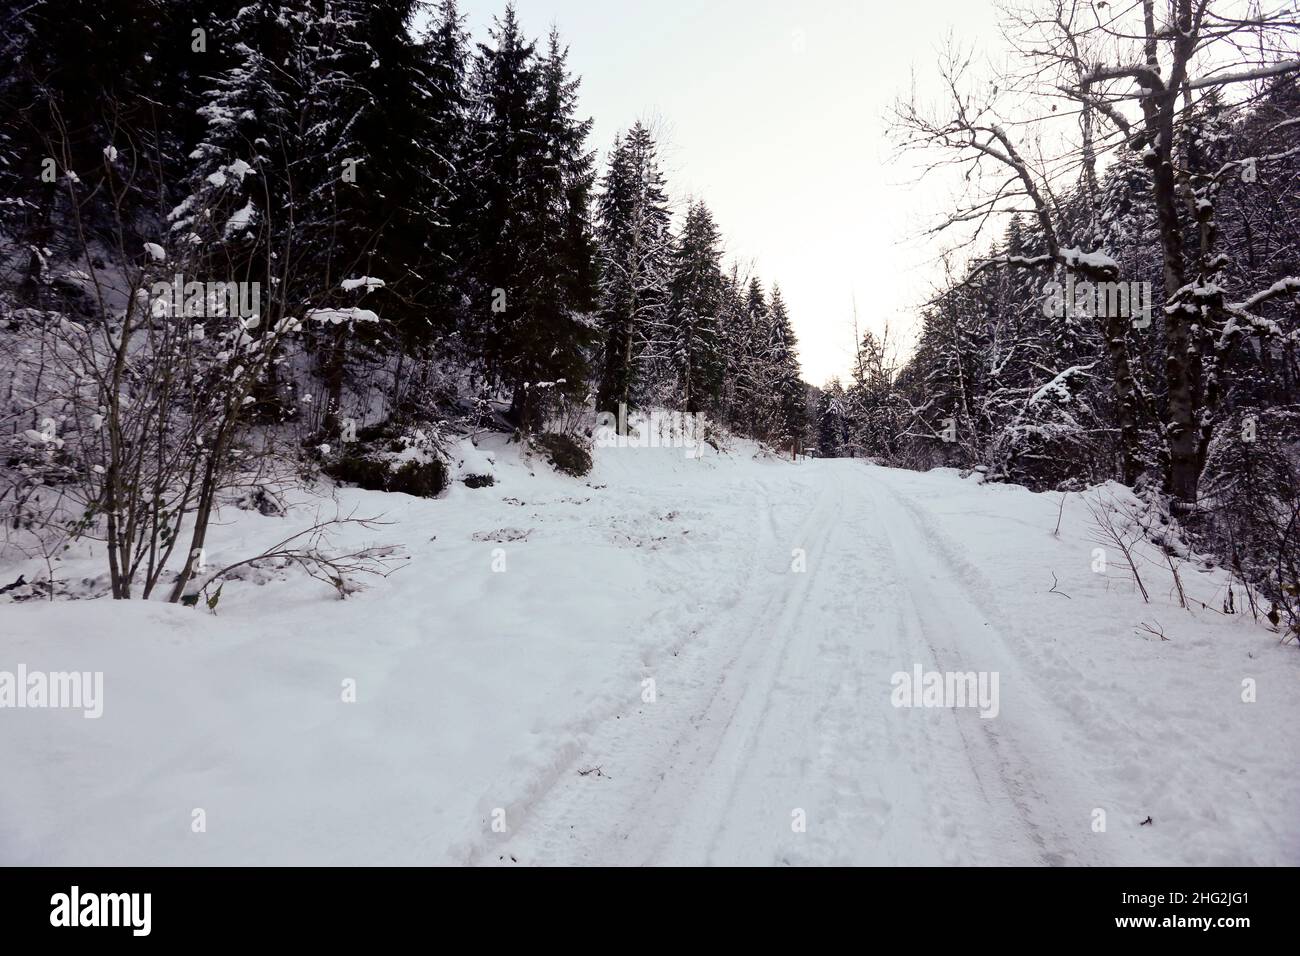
530;432;592;477
1197;406;1300;637
451;439;496;488
319;422;448;498
988;365;1109;490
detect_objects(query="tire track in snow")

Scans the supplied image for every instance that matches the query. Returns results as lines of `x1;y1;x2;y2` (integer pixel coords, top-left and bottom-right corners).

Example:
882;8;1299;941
487;460;1114;865
647;465;855;863
863;466;1116;865
488;464;843;864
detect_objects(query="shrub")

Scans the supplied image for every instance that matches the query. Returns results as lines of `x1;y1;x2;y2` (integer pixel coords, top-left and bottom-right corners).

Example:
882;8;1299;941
531;433;592;477
323;451;447;497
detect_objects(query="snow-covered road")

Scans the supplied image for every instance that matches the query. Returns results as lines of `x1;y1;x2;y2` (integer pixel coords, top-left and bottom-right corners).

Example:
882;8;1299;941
490;459;1253;866
2;440;1297;866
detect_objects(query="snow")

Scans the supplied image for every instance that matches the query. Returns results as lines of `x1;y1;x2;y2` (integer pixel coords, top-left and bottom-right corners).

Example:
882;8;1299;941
206;159;253;188
451;438;495;483
1235;275;1300;311
20;429;58;447
223;200;256;238
1029;364;1092;405
1061;246;1118;272
1;440;1296;865
340;276;386;292
143;242;166;262
305;307;380;325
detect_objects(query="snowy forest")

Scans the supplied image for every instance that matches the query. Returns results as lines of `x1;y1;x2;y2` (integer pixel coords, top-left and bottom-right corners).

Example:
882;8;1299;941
0;0;806;602
1;0;1299;875
815;1;1300;637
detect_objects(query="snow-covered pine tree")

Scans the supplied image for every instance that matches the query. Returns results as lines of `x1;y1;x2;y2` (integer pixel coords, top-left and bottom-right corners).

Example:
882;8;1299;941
594;121;673;416
815;378;848;457
507;26;600;428
169;2;306;277
462;4;540;411
166;2;317;421
358;0;466;348
764;283;806;450
277;0;469;427
666;200;725;414
0;0;37;246
844;327;901;460
419;0;472;333
728;276;771;435
717;261;748;426
460;8;598;430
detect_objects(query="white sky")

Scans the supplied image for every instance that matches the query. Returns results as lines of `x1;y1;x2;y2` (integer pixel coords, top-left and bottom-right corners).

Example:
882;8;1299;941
456;0;1007;384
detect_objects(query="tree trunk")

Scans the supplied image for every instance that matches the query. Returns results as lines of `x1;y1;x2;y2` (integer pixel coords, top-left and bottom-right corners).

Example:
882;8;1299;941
321;325;348;436
1101;311;1143;485
1147;98;1198;500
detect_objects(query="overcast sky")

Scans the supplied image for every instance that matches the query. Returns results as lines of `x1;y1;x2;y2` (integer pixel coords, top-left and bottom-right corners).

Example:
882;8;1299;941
455;0;1005;385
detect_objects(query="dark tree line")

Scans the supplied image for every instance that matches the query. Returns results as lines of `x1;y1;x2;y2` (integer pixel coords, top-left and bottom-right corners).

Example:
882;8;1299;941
0;0;806;444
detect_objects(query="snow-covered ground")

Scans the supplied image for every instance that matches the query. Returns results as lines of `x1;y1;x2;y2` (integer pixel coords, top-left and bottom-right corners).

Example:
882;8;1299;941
1;436;1297;865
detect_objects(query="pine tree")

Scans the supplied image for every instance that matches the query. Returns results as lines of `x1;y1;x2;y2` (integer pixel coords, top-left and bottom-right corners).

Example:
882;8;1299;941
764;284;806;449
816;378;848;457
594;121;673;414
421;0;472;330
666;200;725;413
463;4;539;405
169;2;305;280
730;276;770;433
462;7;596;429
714;264;746;425
509;26;599;427
362;0;466;345
277;0;472;425
0;0;39;244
